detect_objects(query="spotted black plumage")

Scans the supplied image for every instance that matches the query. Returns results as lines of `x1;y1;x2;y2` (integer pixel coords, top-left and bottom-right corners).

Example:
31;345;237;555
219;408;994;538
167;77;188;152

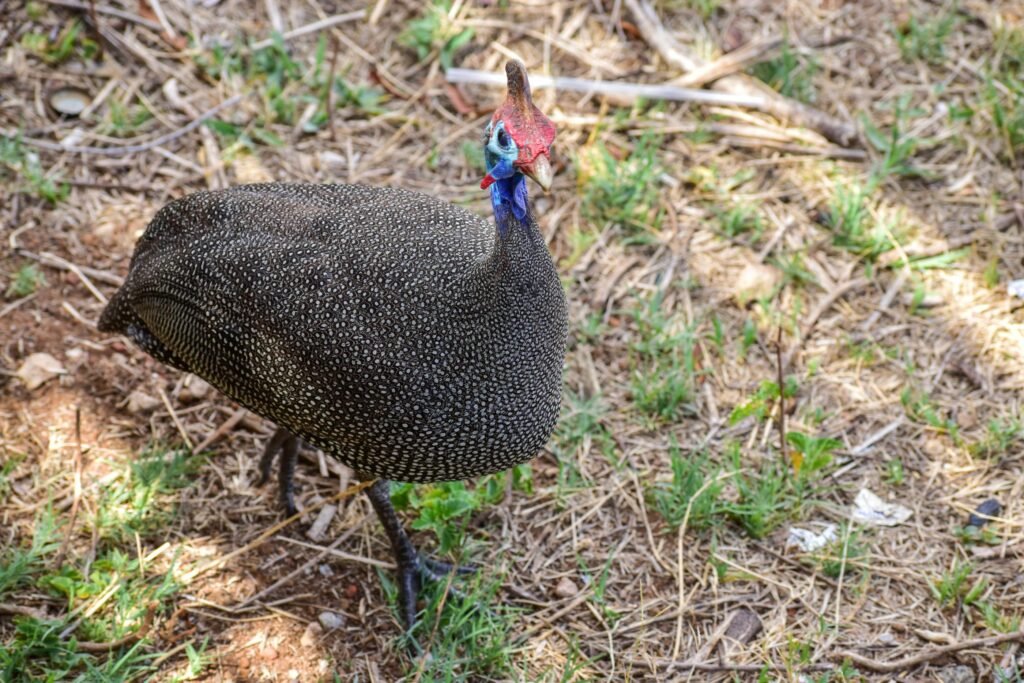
100;182;567;482
99;61;566;637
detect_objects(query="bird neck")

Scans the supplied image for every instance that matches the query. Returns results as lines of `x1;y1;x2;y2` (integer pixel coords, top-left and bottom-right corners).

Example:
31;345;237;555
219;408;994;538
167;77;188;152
489;172;530;235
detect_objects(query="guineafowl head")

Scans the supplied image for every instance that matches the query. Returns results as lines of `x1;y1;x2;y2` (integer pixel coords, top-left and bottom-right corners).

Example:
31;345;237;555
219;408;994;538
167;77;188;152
481;60;556;224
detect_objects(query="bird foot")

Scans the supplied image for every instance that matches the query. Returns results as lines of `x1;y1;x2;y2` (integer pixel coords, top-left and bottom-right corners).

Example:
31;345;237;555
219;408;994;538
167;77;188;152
258;427;300;516
395;551;478;637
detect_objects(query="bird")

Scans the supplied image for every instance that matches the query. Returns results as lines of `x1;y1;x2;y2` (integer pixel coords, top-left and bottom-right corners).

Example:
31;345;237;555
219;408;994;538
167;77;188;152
98;60;567;633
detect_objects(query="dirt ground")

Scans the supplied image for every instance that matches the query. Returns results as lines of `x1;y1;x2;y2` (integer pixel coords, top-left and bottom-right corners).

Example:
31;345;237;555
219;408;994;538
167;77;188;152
3;0;1024;680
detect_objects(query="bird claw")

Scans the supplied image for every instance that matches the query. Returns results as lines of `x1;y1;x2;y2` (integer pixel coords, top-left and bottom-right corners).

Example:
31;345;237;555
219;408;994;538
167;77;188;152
258;427;300;516
395;551;478;636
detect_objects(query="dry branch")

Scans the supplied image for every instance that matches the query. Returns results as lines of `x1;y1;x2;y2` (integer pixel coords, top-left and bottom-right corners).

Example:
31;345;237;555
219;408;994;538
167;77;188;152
446;69;765;108
836;628;1024;672
2;94;243;157
624;0;857;146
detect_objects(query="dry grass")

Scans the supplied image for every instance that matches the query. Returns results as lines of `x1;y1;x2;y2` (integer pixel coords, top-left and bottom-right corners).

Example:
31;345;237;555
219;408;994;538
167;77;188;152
2;0;1024;680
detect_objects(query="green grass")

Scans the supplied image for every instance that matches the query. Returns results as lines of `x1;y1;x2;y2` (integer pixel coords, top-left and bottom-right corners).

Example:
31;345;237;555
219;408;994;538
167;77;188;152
750;40;818;104
629;290;700;423
5;263;47;299
900;387;959;441
398;0;474;70
649;441;723;530
21;19;98;65
553;391;617;466
863;94;931;181
0;444;208;681
895;8;959;65
579;133;664;237
196;33;382;153
820;179;902;260
714;202;764;240
968;417;1023;459
0;135;70;205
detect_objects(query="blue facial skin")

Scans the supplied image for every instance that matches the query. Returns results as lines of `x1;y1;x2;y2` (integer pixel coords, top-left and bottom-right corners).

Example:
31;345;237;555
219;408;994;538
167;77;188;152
484;122;529;230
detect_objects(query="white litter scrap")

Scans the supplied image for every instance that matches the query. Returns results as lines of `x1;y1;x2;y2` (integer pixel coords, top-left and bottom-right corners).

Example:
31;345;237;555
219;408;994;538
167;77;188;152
851;488;912;526
786;524;838;552
1008;280;1024;299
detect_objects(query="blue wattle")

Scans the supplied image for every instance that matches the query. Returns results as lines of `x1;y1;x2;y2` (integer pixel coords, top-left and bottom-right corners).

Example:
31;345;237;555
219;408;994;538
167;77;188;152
490;172;529;233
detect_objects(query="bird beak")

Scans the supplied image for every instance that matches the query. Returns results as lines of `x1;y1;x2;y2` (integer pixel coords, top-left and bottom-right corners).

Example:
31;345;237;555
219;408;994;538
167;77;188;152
520;154;553;193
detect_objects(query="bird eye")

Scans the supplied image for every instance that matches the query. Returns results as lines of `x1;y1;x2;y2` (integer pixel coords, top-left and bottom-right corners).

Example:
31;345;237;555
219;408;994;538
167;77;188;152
496;128;510;148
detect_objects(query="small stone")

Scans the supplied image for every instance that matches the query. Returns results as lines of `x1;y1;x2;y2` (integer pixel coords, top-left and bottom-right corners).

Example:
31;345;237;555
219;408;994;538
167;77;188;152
938;665;974;683
956;404;978;430
179;376;211;402
967;499;1002;527
554;576;579;599
16;353;66;390
126;390;160;414
318;611;344;630
318;151;346;169
923;438;944;456
300;621;322;647
288;670;300;681
318;563;334;577
877;632;895;644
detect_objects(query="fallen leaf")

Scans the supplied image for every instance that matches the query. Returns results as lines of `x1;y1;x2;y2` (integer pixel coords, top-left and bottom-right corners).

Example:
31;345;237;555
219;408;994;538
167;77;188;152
16;353;66;390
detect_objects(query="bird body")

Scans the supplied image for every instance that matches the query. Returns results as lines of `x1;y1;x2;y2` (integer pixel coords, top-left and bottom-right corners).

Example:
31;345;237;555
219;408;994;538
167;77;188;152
100;60;564;633
100;183;567;482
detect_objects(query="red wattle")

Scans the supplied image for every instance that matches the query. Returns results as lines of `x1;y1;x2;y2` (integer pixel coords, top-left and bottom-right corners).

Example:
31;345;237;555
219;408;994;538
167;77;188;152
480;174;496;189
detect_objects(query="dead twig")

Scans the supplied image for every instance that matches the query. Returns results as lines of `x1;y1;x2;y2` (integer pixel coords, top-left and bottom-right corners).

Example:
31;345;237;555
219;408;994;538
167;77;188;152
446;68;766;108
247;10;365;51
835;628;1024;673
624;0;857;145
52;407;85;569
3;94;243;157
37;0;162;31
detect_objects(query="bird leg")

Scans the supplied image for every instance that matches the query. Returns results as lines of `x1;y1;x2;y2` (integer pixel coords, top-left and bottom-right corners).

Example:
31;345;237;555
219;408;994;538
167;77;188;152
258;427;299;516
363;479;476;632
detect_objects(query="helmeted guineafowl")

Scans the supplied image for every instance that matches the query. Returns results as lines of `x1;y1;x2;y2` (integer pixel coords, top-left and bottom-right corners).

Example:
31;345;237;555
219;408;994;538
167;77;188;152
98;60;567;632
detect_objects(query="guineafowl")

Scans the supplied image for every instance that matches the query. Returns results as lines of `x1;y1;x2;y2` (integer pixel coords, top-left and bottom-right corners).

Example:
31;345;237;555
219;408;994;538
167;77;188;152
98;61;567;632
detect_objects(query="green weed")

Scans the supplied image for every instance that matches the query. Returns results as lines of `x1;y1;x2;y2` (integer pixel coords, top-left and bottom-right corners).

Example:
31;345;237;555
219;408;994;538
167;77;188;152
968;417;1023;459
101;98;154;138
0;509;60;599
398;1;474;70
715;202;764;240
750;40;818;104
883;458;905;486
5;263;47;299
391;467;529;555
931;560;978;607
649;441;723;530
579;133;664;236
863;94;930;180
821;180;901;260
814;525;862;580
0;135;70;204
724;450;789;539
629;291;700;423
901;387;958;440
93;446;206;543
984;76;1024;163
895;9;958;65
554;391;617;465
21;20;98;65
785;431;840;485
196;34;382;149
728;377;799;425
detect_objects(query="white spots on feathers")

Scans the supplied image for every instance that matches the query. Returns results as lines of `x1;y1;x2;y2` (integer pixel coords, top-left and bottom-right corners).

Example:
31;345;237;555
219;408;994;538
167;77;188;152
101;183;568;482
